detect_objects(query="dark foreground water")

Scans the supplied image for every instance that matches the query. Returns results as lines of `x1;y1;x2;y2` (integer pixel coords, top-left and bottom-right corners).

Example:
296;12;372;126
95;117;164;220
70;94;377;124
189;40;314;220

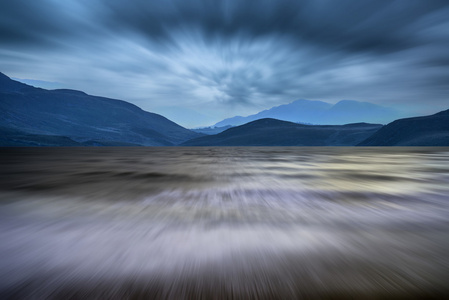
1;147;449;299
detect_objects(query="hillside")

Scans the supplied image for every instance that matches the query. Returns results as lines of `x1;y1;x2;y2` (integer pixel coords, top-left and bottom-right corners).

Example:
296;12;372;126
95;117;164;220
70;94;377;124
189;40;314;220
358;109;449;146
0;72;201;146
182;118;382;146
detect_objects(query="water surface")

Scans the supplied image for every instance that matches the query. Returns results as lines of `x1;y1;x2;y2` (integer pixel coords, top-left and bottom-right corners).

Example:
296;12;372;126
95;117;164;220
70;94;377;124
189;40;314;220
1;147;449;299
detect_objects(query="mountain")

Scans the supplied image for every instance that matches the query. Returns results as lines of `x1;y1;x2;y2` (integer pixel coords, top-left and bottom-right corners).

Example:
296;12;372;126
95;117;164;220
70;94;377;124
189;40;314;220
358;109;449;146
213;99;399;127
214;99;330;127
181;118;382;146
191;125;232;135
324;100;398;124
0;72;201;146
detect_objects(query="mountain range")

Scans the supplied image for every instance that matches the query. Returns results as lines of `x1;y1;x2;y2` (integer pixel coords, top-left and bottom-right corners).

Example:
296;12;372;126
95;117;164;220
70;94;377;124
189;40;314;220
1;72;448;147
213;99;399;127
190;110;449;146
0;72;201;146
182;119;382;146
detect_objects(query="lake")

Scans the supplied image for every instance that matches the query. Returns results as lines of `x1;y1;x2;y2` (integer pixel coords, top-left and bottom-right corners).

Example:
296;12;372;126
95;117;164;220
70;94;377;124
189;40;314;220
1;147;449;299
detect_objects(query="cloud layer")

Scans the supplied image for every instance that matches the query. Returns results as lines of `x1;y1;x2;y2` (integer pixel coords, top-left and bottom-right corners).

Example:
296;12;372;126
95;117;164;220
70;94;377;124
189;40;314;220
1;0;448;127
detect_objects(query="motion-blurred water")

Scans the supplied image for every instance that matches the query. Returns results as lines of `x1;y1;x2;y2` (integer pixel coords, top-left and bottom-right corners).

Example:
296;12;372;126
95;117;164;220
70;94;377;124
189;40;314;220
1;147;449;299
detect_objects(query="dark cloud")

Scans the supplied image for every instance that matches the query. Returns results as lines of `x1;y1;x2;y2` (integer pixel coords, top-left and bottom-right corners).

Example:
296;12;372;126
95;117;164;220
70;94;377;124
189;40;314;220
1;0;448;127
100;0;449;53
0;1;83;49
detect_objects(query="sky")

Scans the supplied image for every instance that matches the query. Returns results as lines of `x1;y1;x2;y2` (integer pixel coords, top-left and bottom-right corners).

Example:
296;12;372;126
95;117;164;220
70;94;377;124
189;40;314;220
1;0;449;128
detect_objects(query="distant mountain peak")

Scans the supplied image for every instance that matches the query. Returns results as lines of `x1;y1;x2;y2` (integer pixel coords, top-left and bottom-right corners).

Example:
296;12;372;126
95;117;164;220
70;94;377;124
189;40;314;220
333;99;383;108
213;99;399;127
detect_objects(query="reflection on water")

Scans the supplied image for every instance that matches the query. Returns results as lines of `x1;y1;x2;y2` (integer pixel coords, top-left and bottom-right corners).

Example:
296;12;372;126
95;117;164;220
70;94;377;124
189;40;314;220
0;147;449;299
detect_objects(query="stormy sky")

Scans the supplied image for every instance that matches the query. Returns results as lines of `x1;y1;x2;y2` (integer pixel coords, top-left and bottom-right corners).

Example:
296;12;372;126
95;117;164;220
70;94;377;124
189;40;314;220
1;0;448;127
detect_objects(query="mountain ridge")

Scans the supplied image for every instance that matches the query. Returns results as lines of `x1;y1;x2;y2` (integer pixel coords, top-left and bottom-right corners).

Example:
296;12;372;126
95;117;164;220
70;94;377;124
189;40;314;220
182;118;383;146
2;72;448;147
213;99;399;127
0;72;202;146
358;109;449;146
